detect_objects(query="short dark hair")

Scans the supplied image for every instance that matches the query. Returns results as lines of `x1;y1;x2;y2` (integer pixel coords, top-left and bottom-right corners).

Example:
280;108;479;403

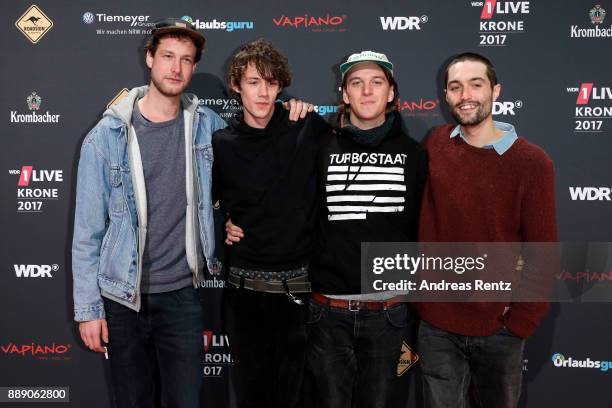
340;63;399;116
444;52;498;89
144;32;203;63
228;39;292;102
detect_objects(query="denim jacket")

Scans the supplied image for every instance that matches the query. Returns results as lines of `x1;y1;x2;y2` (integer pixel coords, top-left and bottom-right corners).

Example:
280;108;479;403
72;86;226;322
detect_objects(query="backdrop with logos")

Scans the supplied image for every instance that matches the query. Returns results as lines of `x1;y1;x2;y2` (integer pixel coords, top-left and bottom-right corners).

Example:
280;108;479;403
0;0;611;407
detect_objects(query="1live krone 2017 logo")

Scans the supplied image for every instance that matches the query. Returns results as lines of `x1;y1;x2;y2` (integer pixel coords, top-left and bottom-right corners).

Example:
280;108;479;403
8;165;64;213
470;0;530;46
567;83;612;133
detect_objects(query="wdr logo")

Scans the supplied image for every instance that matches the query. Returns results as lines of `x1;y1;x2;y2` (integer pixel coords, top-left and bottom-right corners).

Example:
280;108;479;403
380;16;428;31
569;187;611;201
14;264;59;278
493;100;523;115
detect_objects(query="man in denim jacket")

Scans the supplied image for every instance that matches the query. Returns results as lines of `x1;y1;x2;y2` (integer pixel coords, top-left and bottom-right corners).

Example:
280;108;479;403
73;17;310;407
72;18;223;407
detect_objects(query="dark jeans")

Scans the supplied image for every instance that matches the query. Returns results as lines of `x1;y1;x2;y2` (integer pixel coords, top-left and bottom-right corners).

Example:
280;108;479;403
417;319;525;408
222;285;309;408
306;300;410;408
103;286;204;408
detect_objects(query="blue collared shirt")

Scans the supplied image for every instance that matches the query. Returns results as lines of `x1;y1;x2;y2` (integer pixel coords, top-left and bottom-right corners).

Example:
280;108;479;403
450;121;518;155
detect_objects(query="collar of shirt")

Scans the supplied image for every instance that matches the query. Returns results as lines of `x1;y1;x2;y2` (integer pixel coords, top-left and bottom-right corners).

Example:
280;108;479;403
450;121;518;155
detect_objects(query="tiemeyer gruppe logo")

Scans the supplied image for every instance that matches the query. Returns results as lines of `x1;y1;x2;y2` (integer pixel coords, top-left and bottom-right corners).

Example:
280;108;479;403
571;5;611;38
199;98;241;119
202;331;233;377
380;15;429;31
469;0;530;46
8;165;64;213
82;11;154;35
10;92;60;124
1;341;72;361
273;14;347;32
552;353;611;372
14;263;59;278
566;83;612;133
15;5;54;44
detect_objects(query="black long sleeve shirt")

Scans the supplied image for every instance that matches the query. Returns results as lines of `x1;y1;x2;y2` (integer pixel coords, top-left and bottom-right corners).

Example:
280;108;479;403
212;104;329;270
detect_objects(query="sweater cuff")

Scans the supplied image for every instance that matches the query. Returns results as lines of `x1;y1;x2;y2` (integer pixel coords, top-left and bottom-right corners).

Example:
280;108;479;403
501;302;549;339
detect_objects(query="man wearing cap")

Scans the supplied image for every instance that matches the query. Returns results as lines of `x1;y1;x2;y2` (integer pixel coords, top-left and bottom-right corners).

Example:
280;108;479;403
223;50;427;406
306;51;427;407
72;18;309;407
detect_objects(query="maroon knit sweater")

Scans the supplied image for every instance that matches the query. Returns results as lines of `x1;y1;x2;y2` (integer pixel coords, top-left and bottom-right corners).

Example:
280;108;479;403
414;124;557;338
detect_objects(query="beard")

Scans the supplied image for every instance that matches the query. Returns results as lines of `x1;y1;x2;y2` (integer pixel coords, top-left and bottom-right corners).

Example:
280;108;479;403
451;99;492;126
150;75;187;97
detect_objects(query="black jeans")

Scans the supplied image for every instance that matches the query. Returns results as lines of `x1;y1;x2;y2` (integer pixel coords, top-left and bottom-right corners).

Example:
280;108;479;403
305;300;410;408
103;286;205;408
222;285;309;408
417;319;525;408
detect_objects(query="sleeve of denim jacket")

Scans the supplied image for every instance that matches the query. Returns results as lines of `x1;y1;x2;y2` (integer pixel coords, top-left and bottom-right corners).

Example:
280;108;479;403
209;109;227;132
72;126;111;322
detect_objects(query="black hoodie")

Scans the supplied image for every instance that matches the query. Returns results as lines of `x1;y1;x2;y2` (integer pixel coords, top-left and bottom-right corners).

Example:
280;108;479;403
310;112;428;294
212;103;329;270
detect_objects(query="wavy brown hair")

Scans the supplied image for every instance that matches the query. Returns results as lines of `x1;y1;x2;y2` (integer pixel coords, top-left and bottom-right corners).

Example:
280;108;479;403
228;39;292;103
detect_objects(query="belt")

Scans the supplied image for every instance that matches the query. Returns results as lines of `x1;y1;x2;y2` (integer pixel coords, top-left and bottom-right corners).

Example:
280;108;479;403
311;292;401;312
228;273;311;294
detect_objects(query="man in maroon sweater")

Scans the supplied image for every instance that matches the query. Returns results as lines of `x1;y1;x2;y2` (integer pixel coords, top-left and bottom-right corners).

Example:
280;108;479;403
415;53;557;408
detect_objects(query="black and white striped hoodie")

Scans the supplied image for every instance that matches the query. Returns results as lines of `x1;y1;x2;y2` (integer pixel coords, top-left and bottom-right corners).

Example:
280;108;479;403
310;112;428;295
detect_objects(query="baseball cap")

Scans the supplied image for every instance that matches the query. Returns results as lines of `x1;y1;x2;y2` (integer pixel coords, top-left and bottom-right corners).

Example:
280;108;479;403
150;16;205;50
340;51;394;79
